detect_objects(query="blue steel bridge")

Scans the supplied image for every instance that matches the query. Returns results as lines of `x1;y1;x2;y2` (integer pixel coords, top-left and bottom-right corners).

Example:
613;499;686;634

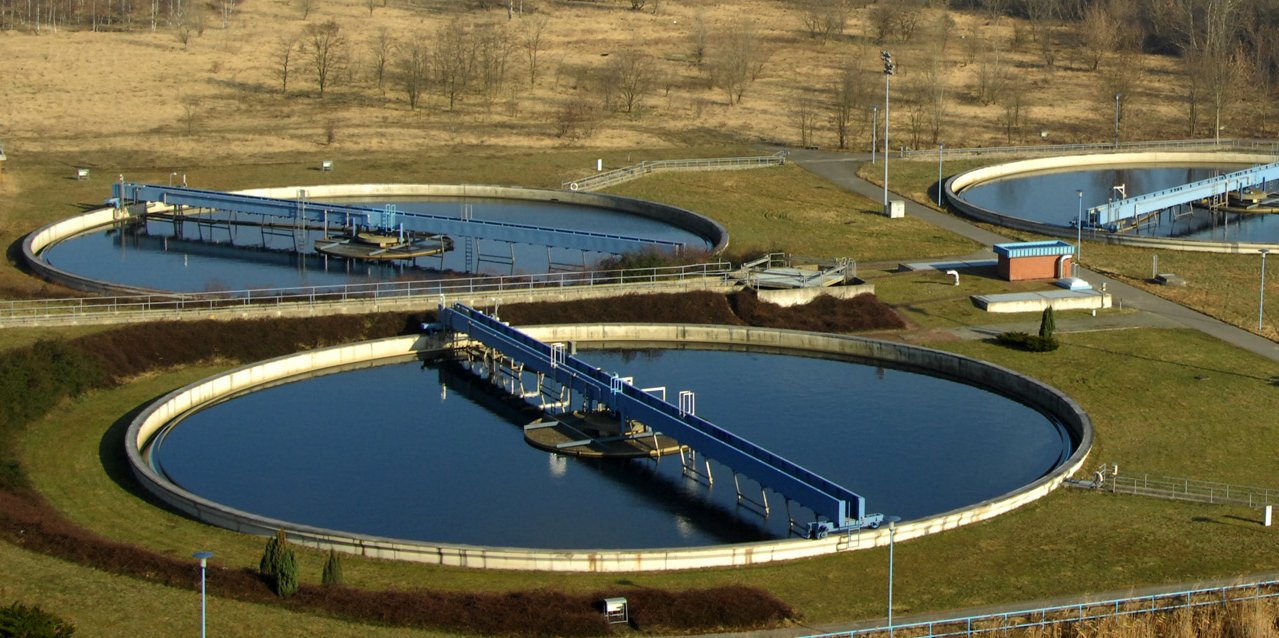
438;303;885;538
110;183;686;256
1083;161;1279;232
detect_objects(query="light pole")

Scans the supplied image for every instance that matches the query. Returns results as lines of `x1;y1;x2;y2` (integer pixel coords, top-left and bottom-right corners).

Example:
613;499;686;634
193;551;214;638
883;515;902;636
1114;93;1121;148
1261;249;1271;332
1076;190;1084;270
937;143;944;206
882;50;895;209
871;105;878;165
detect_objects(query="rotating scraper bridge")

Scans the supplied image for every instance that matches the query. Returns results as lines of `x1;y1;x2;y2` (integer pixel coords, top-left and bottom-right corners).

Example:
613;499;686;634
438;302;883;538
1083;161;1279;231
111;182;687;256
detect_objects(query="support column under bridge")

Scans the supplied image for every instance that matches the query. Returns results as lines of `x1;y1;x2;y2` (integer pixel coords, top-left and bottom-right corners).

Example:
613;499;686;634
437;303;883;537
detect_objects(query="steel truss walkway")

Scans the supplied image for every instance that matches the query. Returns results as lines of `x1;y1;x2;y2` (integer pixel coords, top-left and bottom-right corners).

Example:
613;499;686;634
111;183;685;255
438;303;882;537
1087;162;1279;230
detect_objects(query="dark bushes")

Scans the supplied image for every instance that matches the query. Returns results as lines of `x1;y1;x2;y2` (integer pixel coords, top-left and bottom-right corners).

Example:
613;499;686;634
0;601;76;637
622;585;795;632
0;304;811;636
499;290;906;333
995;331;1059;352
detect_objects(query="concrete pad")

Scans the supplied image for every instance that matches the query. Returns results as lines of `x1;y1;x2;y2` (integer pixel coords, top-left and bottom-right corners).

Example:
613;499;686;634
973;289;1112;313
899;258;998;272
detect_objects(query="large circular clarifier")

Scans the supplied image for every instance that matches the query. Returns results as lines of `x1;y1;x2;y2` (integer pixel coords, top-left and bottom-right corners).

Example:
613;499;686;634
26;185;723;294
946;152;1279;245
145;346;1074;550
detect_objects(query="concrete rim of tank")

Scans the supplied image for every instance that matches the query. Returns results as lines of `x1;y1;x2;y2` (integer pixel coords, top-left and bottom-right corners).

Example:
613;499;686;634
21;183;730;297
125;324;1094;573
944;151;1279;253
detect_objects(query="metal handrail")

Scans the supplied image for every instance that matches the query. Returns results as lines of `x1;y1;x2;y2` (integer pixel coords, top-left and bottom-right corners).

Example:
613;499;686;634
900;138;1279;161
1107;473;1279;507
806;579;1279;638
0;261;734;325
561;152;787;191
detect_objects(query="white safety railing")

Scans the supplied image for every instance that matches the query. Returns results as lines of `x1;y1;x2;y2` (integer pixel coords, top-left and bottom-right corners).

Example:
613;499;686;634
561;152;787;192
901;138;1279;161
806;579;1279;638
1104;472;1279;508
0;261;734;326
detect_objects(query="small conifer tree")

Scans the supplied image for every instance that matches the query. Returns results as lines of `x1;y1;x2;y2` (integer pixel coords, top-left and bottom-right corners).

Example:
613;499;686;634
275;548;299;598
1039;306;1056;340
259;529;299;598
259;529;286;577
321;548;344;587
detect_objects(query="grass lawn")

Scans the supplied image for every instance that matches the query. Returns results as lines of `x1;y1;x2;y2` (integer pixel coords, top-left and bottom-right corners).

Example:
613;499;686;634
7;148;1279;633
606;165;980;262
17;324;1279;629
875;156;1279;342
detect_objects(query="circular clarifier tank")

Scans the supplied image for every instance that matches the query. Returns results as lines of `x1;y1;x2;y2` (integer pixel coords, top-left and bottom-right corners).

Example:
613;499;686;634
24;185;723;295
142;344;1079;551
947;152;1279;244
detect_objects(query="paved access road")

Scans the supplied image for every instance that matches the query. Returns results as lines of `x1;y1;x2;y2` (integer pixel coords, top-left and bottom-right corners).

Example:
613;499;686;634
787;149;1279;363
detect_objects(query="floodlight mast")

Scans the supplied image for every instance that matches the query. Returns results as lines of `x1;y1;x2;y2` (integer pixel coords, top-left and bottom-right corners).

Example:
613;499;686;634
881;50;895;209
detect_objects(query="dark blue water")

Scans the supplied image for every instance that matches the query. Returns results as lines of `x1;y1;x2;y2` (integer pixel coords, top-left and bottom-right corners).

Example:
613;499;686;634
42;198;709;293
151;348;1072;549
958;166;1279;242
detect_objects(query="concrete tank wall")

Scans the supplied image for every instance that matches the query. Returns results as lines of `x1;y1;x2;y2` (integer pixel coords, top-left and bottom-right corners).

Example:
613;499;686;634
944;152;1279;253
126;324;1093;572
22;184;729;296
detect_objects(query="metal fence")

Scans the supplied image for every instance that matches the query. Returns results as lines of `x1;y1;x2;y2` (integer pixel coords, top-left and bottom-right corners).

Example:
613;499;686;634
806;579;1279;638
900;138;1279;161
1104;472;1279;508
0;261;734;327
560;152;787;191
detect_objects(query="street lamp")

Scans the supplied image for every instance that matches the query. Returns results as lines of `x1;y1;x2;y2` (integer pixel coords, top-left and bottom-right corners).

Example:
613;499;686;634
937;143;944;206
871;105;878;165
882;50;895;209
883;515;902;636
1114;93;1121;148
1076;190;1084;270
193;550;214;638
1261;249;1271;332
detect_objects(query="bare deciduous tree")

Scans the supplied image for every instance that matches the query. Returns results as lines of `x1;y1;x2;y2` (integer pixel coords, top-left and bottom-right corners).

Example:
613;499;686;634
830;60;873;150
608;48;655;113
275;32;300;95
305;19;347;97
434;17;474;111
297;0;316;20
707;19;768;104
397;36;430;110
519;13;548;86
473;20;512;112
798;0;849;45
791;91;819;147
689;9;709;67
997;78;1028;143
1078;0;1119;71
368;28;393;94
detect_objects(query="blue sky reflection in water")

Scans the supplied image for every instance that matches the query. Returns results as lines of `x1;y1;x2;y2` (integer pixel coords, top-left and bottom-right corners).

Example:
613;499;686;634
151;349;1071;550
42;198;709;293
957;165;1279;242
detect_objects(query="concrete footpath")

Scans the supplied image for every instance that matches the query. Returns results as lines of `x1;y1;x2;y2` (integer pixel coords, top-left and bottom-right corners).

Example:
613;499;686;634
787;149;1279;363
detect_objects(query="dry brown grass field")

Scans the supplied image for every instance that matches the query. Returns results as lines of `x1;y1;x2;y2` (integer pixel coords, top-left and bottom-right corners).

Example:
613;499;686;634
4;2;1279;637
0;0;1252;166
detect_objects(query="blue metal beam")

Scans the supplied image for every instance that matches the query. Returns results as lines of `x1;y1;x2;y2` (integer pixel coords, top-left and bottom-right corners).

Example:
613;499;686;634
112;183;685;255
1087;162;1279;230
439;303;879;535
